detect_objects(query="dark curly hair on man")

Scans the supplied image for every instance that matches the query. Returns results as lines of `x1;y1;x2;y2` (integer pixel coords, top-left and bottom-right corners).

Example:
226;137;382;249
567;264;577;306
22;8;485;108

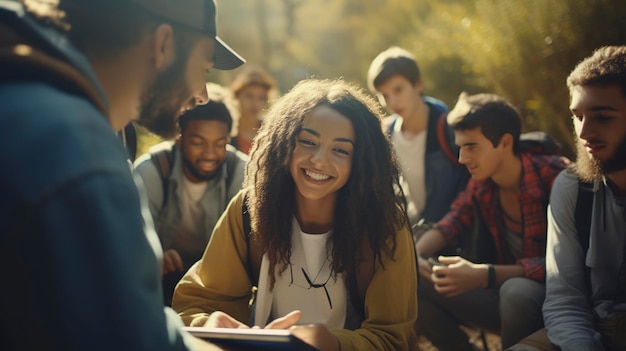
567;45;626;97
243;78;409;287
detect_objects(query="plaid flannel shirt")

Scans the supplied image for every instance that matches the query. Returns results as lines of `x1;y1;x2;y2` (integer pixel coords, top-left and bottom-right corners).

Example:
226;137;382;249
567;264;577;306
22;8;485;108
436;153;570;282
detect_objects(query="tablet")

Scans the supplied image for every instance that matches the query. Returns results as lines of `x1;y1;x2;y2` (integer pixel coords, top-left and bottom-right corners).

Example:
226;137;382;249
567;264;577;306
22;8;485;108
182;326;319;351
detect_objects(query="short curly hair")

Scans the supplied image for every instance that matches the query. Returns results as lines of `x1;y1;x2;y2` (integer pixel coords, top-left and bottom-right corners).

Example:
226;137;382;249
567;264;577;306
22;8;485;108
567;46;626;97
178;83;237;134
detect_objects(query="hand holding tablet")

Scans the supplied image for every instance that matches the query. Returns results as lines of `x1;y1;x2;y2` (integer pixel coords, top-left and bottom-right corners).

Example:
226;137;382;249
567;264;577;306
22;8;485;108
184;310;341;351
183;326;319;351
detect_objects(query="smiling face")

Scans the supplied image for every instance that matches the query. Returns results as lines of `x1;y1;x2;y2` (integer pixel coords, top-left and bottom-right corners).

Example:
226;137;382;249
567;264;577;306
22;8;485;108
375;74;423;119
289;105;355;206
177;119;230;183
455;127;506;181
570;84;626;180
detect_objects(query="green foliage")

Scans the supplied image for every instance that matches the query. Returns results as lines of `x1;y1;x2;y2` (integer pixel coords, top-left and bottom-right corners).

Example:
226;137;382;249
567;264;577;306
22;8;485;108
134;124;163;162
419;0;626;158
137;0;626;159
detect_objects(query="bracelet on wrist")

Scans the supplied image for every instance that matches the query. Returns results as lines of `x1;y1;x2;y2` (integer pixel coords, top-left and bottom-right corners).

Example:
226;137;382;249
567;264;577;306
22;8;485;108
487;264;496;289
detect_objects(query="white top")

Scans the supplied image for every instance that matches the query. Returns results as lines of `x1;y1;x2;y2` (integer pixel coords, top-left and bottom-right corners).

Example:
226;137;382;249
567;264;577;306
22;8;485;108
392;117;427;218
254;218;346;328
173;177;208;255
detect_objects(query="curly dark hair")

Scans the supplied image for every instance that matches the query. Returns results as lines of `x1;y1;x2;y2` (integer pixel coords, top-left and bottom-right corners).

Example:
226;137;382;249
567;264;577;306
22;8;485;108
178;83;236;134
244;78;409;287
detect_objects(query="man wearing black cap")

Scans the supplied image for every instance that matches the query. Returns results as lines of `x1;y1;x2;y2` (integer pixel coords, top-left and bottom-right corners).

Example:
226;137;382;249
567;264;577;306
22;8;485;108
0;0;243;350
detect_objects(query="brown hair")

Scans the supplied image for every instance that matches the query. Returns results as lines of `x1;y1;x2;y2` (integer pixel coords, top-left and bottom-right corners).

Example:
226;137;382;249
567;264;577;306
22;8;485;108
367;46;421;93
567;46;626;97
447;92;522;155
229;65;279;101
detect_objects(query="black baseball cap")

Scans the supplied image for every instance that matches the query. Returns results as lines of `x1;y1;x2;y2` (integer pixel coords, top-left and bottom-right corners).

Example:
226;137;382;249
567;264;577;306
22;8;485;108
132;0;245;70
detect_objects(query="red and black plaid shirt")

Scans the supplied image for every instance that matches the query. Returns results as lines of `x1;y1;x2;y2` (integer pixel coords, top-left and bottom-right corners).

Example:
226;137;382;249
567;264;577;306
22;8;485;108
436;153;570;282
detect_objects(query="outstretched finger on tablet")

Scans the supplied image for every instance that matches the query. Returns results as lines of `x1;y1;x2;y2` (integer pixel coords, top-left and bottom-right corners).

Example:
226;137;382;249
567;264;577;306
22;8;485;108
265;310;302;329
204;311;248;329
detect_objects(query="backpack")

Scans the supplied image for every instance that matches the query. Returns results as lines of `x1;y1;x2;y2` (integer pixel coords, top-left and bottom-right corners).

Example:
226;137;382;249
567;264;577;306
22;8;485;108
387;114;562;166
387;112;458;165
519;131;562;155
574;178;594;292
119;122;138;161
149;142;240;208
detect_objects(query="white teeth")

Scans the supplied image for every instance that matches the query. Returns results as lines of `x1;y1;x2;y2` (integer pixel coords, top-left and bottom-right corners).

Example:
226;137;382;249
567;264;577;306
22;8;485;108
305;169;330;181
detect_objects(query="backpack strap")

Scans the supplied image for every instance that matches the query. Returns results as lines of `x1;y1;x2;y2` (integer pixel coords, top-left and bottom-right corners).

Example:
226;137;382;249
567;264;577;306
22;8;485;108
242;197;262;287
387;113;458;166
150;143;175;208
223;145;241;202
575;178;594;292
119;122;138;161
385;117;396;138
151;143;239;209
435;112;458;165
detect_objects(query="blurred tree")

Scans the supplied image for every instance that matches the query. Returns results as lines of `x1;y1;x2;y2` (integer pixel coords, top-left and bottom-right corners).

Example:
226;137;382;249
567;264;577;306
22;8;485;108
419;0;626;158
135;0;626;160
134;124;162;162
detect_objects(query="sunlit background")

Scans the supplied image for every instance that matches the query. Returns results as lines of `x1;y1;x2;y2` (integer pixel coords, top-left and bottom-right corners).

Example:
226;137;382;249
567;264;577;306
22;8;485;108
137;0;626;160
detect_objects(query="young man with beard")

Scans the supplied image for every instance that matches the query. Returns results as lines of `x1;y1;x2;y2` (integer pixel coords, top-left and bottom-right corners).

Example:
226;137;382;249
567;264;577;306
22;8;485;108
134;83;248;305
414;93;570;351
511;46;626;351
0;0;248;350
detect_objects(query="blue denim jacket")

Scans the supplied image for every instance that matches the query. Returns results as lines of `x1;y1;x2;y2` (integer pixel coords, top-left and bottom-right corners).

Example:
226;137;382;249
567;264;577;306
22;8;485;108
0;4;192;350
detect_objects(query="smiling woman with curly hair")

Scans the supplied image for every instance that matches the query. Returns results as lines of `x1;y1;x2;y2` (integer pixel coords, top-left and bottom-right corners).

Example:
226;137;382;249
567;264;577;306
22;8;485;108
173;78;418;351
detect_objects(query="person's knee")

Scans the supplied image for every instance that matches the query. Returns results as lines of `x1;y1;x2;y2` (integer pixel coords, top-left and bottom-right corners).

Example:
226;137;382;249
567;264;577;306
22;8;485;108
499;278;546;347
500;277;545;310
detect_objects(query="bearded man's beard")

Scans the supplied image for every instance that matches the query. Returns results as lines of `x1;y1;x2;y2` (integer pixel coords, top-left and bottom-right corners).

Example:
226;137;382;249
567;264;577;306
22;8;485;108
575;134;626;182
136;56;192;139
182;153;221;182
